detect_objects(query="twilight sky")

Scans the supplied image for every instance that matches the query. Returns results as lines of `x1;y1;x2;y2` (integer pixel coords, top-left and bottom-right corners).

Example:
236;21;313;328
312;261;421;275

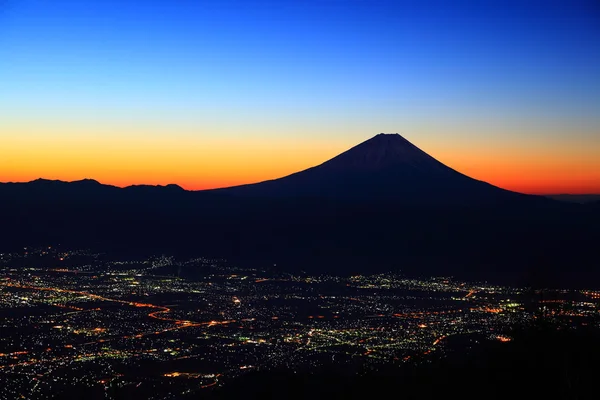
1;0;599;194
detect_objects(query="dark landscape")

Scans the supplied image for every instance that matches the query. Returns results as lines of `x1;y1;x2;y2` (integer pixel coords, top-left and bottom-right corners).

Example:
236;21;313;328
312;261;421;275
2;0;599;398
2;135;598;288
1;247;599;399
2;135;599;398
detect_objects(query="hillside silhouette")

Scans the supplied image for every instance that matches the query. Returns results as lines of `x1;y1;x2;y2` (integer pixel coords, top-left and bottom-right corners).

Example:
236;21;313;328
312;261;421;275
207;325;600;400
210;133;545;206
1;134;598;287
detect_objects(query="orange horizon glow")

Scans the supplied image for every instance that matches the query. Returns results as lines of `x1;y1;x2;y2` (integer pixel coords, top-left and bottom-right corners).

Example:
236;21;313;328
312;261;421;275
2;1;599;197
1;123;599;195
2;147;599;195
3;171;600;195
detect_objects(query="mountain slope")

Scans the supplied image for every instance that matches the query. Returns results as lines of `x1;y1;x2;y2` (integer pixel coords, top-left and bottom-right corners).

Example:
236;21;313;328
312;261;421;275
0;134;597;287
209;133;539;206
546;194;600;204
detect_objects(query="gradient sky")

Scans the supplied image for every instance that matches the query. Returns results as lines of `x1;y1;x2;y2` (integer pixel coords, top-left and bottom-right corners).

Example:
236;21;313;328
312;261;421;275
1;0;599;194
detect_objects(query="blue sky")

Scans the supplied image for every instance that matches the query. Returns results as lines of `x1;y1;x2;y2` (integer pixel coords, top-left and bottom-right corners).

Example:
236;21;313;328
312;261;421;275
1;0;599;193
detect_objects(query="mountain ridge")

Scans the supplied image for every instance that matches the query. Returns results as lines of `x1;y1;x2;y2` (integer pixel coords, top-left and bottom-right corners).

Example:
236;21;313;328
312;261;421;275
2;135;597;201
207;133;545;207
0;133;598;288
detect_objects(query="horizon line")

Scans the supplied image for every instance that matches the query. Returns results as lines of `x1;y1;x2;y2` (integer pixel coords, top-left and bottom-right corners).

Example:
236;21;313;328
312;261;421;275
1;177;599;197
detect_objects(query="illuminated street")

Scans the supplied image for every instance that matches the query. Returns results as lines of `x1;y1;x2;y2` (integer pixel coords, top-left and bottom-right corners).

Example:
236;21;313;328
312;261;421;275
1;247;598;399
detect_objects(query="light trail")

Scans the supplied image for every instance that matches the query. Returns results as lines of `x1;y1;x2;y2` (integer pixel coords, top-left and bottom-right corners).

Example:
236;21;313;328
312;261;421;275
432;335;446;346
0;281;232;327
0;281;236;367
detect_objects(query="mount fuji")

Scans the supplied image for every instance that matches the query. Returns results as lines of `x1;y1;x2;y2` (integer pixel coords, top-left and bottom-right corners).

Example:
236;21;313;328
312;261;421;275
0;133;596;286
210;133;538;206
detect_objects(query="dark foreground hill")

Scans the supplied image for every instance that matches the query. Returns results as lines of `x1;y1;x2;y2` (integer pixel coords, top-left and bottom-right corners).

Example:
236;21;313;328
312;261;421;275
207;326;600;400
546;194;600;204
1;134;598;288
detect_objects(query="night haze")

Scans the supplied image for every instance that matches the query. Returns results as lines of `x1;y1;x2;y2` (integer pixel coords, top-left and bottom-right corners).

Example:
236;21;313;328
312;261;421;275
2;1;600;399
1;0;599;194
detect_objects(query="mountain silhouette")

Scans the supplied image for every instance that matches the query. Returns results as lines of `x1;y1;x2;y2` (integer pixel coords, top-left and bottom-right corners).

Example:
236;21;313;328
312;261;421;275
547;194;600;204
210;133;538;206
0;133;598;287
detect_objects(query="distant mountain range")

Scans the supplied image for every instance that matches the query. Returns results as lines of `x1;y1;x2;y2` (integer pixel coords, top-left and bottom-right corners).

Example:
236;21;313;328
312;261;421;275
545;194;600;204
1;133;598;288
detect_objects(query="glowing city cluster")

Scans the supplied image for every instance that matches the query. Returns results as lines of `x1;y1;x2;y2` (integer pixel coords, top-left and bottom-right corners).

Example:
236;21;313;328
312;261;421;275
1;247;598;399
